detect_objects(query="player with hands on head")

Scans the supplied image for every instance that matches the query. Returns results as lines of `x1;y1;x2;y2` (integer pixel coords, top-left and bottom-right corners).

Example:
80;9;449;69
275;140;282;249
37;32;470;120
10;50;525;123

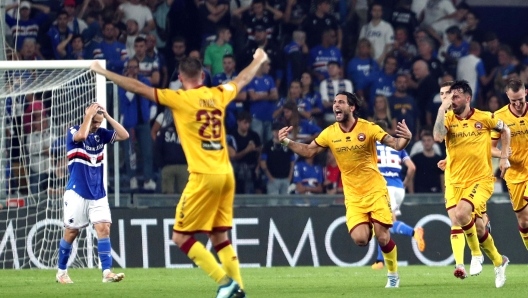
56;102;129;284
433;80;510;287
90;48;269;298
278;91;412;288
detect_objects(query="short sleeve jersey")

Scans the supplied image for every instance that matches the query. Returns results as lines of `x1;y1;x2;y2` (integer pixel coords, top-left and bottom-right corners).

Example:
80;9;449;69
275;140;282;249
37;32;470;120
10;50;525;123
155;83;238;174
491;105;528;183
314;119;388;199
444;108;499;187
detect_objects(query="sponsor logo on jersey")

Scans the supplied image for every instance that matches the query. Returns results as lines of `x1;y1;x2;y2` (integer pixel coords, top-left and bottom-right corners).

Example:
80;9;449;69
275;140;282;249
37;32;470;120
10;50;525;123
332;139;342;143
202;141;223;150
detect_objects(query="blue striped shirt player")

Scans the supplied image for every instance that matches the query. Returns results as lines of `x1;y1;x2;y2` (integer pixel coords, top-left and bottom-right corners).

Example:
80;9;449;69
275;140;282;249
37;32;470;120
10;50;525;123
56;103;129;284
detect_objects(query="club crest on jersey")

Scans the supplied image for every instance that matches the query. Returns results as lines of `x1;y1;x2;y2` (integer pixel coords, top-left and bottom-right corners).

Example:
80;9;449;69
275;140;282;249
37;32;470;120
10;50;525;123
475;122;482;130
357;133;366;142
94;135;100;142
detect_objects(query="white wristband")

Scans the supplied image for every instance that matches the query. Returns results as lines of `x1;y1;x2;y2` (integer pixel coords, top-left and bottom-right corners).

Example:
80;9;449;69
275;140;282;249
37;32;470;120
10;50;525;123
281;138;291;146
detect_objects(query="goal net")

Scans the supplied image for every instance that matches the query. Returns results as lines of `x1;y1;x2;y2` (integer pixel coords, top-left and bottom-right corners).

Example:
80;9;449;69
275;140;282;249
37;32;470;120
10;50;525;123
0;60;107;269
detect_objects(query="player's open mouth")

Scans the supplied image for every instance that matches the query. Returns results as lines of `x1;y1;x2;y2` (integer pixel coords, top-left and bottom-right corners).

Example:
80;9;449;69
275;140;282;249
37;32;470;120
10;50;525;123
334;110;343;117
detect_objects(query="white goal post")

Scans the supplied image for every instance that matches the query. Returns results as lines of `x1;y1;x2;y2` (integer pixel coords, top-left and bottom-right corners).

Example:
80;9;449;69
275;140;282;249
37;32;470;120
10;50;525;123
0;60;116;269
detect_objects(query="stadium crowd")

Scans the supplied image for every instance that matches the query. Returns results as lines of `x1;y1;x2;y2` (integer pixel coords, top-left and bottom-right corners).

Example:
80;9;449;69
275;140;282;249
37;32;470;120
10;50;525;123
4;0;528;198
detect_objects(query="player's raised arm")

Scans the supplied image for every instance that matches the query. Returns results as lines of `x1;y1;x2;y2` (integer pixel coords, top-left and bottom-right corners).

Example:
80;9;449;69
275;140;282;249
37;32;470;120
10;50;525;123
433;91;453;142
232;48;269;91
98;105;129;141
381;120;412;151
278;126;325;158
90;61;156;102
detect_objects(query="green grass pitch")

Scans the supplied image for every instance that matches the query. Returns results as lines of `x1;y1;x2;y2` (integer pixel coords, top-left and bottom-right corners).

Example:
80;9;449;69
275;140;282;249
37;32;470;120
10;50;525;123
0;265;526;297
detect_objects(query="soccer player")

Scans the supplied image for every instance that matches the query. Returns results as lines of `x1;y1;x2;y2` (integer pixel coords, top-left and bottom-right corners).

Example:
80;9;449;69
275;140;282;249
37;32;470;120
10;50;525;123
56;103;129;284
491;79;528;254
433;80;510;288
371;120;423;270
278;91;413;288
90;48;270;298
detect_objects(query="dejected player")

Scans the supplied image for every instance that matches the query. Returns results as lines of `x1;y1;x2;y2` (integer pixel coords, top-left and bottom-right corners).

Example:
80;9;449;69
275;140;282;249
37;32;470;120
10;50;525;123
90;48;269;298
278;91;413;288
56;103;129;284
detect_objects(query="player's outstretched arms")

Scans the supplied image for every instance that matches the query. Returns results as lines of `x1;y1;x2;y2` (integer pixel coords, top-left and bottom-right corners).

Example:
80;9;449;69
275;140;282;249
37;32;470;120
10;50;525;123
99;106;129;141
74;103;100;142
382;119;412;151
90;61;156;102
232;48;269;91
278;126;325;158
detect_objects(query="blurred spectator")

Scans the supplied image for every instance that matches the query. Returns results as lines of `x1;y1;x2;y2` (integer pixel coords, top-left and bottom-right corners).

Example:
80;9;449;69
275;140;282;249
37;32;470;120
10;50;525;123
461;11;484;44
119;58;157;191
23;94;47;134
426;2;467;49
247;60;278;143
283;30;309;89
320;61;352;124
391;27;417;75
5;1;50;51
521;37;528;65
117;0;155;34
204;26;233;76
391;0;418;38
188;50;213;87
368;95;397;136
409;126;443;157
486;94;503;113
274;81;312;120
229;112;262;194
421;0;456;27
26;111;52;195
93;22;128;74
47;137;68;198
131;37;160;86
145;34;168;87
167;37;187;90
442;25;468;77
494;45;516;93
480;32;500;93
156;119;188;194
293;156;324;204
198;0;230;47
346;38;379;99
302;0;342;49
301;72;324;125
309;28;343;83
412;59;438;126
411;37;444;84
323;150;343;194
276;101;322;143
457;41;495;106
233;0;282;41
368;55;397;112
260;122;295;197
282;0;310;41
359;3;394;64
17;38;41;60
240;25;282;89
389;74;420;139
63;0;88;35
57;33;86;59
411;131;444;193
46;10;72;60
123;19;144;58
149;0;173;50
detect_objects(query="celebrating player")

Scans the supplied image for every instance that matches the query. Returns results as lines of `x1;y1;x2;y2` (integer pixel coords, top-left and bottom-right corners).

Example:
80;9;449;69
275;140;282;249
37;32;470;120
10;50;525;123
56;103;129;284
90;49;270;298
433;80;510;287
371;120;423;270
491;79;528;254
278;91;412;288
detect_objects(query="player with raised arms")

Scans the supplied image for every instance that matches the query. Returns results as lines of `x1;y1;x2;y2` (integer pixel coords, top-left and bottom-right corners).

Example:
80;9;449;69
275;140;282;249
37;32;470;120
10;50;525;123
278;91;412;288
56;103;129;284
90;48;269;298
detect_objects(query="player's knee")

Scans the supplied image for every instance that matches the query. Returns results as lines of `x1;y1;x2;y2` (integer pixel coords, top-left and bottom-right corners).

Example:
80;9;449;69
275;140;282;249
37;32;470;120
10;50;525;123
172;232;189;247
351;235;369;246
455;210;470;226
94;223;111;238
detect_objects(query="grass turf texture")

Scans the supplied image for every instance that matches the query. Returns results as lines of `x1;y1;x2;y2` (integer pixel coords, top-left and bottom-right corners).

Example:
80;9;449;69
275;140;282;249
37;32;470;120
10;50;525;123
0;265;526;297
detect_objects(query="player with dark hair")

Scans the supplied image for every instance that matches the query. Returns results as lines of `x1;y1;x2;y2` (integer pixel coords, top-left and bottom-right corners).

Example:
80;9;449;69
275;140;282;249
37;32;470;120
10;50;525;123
91;48;269;298
433;80;510;287
492;79;528;253
56;103;129;284
278;91;413;288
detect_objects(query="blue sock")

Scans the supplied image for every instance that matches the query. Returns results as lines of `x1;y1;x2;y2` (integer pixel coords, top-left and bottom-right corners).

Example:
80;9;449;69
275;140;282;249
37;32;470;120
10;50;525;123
392;221;415;237
58;239;72;270
377;244;384;262
98;238;112;271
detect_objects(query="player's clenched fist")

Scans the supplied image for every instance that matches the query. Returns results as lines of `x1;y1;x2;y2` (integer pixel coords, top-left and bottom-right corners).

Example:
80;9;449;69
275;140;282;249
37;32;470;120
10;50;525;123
278;126;293;145
253;48;269;64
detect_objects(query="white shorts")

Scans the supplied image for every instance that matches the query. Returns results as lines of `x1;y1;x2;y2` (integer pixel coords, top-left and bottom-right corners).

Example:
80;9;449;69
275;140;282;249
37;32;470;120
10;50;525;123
63;190;112;229
387;186;405;217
